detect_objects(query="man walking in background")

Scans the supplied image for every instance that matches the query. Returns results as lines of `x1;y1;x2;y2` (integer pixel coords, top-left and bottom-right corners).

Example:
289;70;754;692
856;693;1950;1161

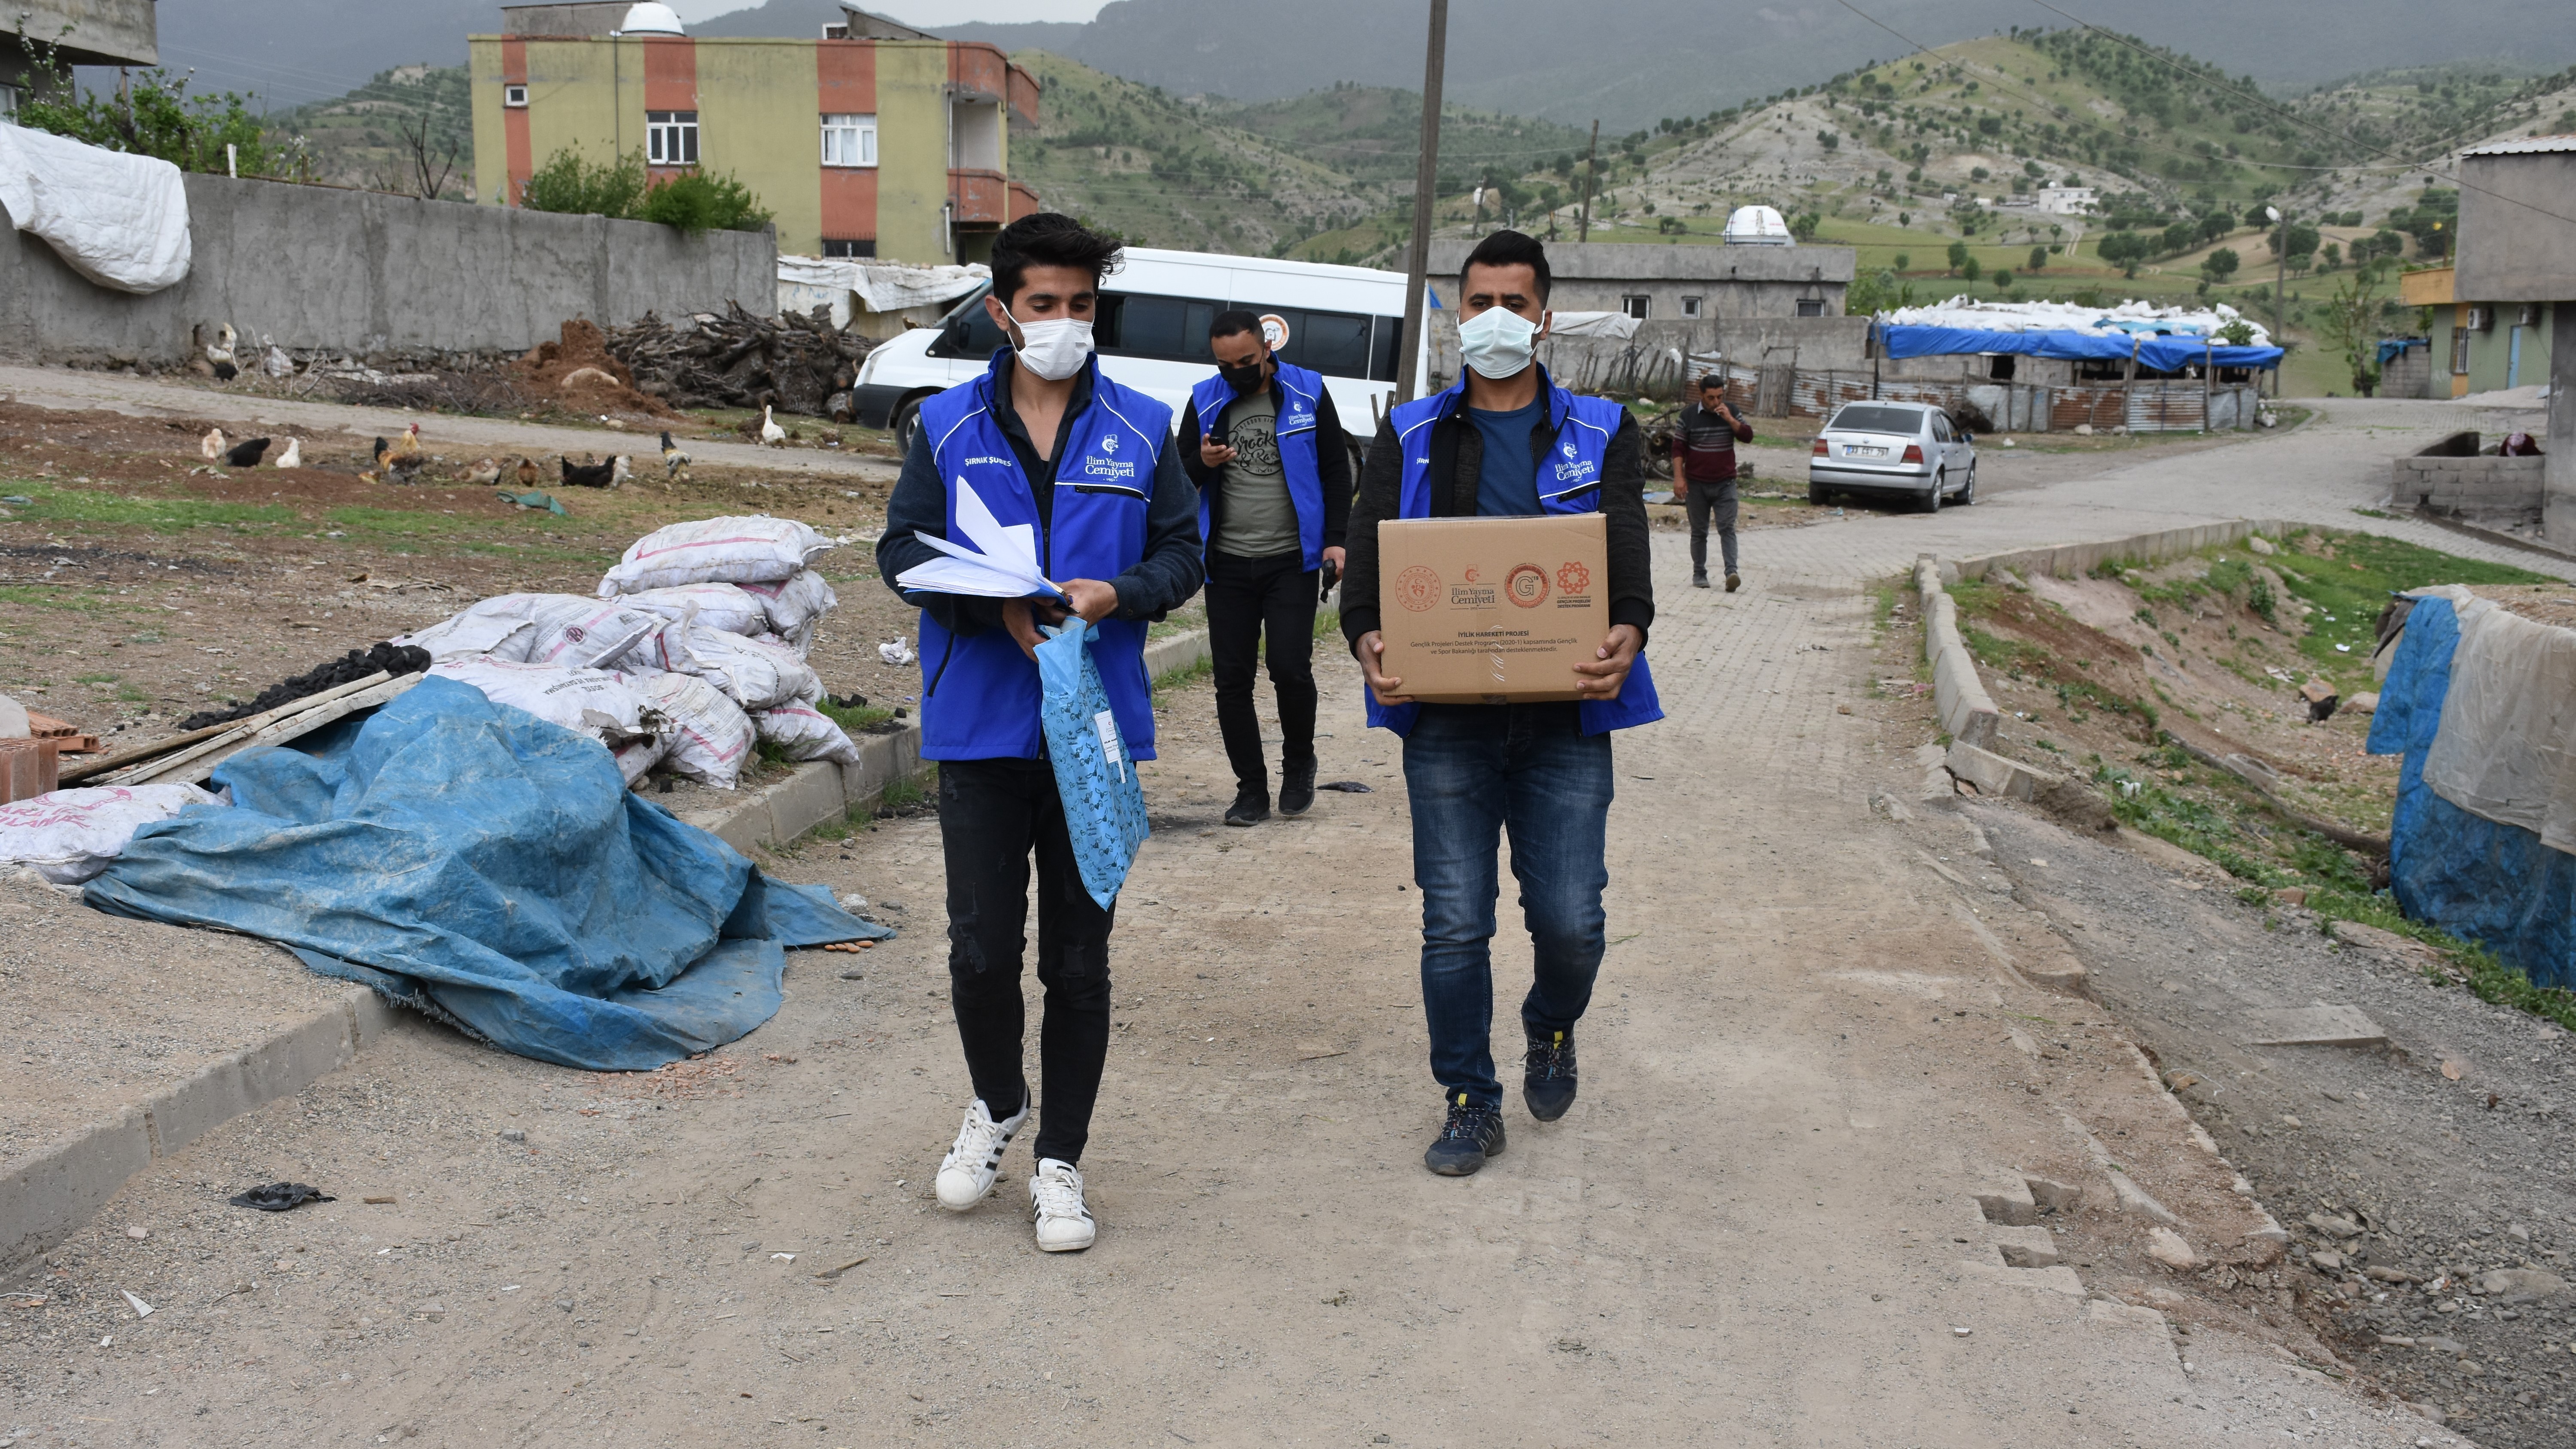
1674;374;1752;591
1342;229;1661;1177
1183;310;1352;827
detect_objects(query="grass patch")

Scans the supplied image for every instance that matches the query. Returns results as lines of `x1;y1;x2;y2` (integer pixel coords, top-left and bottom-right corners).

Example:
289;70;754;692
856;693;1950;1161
816;696;896;732
2268;529;2549;690
877;768;934;811
0;585;115;613
1959;621;2049;675
5;484;295;535
322;506;601;560
1151;653;1212;711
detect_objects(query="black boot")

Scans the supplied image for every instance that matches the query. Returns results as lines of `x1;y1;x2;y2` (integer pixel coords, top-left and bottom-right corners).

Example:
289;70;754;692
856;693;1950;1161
1523;1028;1578;1121
1223;786;1269;827
1278;759;1317;817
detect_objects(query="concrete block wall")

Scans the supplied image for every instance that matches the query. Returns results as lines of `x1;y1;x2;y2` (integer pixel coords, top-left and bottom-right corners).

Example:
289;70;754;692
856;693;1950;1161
2389;455;2546;518
0;174;777;367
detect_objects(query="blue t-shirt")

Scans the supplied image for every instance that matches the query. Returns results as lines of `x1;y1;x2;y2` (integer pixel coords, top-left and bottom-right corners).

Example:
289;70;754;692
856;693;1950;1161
1467;398;1546;517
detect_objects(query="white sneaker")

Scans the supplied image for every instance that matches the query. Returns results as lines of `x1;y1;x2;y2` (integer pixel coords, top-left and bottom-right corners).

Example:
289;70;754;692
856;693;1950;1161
933;1097;1028;1211
1029;1158;1096;1252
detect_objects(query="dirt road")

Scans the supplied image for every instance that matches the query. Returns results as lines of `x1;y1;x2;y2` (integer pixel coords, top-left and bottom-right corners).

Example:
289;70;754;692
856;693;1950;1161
3;481;2466;1447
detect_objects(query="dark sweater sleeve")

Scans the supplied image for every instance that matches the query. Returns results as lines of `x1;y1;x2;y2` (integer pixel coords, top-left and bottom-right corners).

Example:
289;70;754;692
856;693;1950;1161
1603;415;1654;643
1105;431;1207;620
876;422;1007;636
1315;387;1354;550
1339;413;1402;648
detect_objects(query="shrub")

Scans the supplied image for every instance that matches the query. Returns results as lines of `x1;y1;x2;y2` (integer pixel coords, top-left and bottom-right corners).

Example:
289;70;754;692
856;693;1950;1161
637;171;773;234
521;149;647;218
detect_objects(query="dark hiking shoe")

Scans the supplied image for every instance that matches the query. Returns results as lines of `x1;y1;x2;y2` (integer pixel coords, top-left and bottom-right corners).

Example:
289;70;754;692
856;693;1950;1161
1423;1095;1506;1176
1523;1029;1579;1121
1278;761;1317;817
1223;788;1270;827
1692;570;1710;588
1725;573;1742;592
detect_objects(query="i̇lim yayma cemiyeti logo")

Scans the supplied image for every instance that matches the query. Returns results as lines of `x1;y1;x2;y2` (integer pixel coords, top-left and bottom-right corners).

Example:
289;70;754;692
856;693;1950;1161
1551;438;1596;486
1084;431;1139;483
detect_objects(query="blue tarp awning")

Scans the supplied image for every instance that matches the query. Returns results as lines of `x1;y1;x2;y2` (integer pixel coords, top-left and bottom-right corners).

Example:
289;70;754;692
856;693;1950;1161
84;675;891;1071
1876;323;2283;372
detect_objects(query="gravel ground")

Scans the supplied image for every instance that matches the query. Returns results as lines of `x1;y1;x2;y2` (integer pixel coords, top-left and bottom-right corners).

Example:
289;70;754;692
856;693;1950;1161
1968;800;2576;1444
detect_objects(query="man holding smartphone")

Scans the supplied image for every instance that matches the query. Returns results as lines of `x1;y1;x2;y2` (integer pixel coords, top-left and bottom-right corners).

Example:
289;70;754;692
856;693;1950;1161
1674;374;1752;591
1182;310;1353;827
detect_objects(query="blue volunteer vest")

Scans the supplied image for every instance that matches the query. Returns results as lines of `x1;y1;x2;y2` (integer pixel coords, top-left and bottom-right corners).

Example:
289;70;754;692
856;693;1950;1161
911;349;1174;762
1188;361;1328;571
1367;371;1662;738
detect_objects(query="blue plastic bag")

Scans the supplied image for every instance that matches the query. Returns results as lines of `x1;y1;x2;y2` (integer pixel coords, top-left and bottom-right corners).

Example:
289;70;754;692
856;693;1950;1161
1037;622;1150;908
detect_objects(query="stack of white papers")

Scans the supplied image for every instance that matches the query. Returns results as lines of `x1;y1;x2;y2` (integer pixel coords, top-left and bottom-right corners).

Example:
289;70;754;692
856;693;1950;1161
893;475;1064;600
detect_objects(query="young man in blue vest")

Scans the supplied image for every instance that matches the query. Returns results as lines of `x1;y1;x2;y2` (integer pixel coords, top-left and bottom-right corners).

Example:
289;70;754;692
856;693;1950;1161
875;213;1206;1250
1182;310;1353;826
1342;229;1661;1176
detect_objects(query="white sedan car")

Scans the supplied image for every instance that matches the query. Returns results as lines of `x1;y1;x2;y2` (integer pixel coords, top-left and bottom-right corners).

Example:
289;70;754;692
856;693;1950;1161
1807;401;1978;512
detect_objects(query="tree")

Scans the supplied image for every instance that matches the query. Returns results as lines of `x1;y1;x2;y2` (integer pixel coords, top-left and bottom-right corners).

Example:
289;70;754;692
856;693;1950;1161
1893;252;1911;272
1946;239;1970;275
11;40;274;176
2200;247;2239;283
1962;256;1983;283
2096;231;2146;278
1789;210;1823;242
1992;268;2013;291
2027;245;2048;273
2316;267;2391;398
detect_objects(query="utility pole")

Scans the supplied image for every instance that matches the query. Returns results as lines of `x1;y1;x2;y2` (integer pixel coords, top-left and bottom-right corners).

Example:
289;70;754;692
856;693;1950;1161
1395;0;1448;402
1577;119;1600;243
2266;205;2286;399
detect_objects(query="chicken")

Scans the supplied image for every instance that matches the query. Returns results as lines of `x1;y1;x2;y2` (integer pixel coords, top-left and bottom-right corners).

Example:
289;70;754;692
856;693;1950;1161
462;457;501;486
371;436;427;482
204;325;238;383
371;436;395;471
199;427;226;461
222;437;272;468
514;456;541;488
559;454;627;488
387;422;423;463
758;404;786;448
659;431;690;480
274;438;301;469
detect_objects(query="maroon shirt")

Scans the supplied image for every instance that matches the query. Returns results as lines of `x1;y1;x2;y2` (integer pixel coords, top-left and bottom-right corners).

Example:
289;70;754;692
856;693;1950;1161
1677;401;1753;486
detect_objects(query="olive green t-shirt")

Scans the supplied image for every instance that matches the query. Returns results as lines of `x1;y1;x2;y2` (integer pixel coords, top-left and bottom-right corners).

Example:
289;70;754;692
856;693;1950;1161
1213;389;1300;559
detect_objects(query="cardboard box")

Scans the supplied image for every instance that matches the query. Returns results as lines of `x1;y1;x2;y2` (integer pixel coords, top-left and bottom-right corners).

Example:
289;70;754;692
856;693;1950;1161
1376;513;1609;704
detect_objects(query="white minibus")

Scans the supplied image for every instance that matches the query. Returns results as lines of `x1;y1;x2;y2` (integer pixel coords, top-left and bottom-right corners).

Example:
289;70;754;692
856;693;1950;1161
848;247;1428;460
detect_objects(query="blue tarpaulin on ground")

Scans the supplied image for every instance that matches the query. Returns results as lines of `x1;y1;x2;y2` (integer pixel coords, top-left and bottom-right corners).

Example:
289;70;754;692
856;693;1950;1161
1875;324;2283;372
83;675;891;1070
2364;595;2576;990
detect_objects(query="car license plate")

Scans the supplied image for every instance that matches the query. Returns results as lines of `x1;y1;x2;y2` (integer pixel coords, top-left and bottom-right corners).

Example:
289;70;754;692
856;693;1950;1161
1848;444;1888;458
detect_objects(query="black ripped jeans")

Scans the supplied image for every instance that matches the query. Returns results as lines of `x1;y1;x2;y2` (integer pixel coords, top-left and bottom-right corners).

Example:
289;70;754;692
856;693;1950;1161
936;757;1116;1166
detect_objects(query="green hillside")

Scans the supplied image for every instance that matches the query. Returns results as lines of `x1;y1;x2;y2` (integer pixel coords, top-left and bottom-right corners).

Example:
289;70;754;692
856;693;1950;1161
267;65;475;199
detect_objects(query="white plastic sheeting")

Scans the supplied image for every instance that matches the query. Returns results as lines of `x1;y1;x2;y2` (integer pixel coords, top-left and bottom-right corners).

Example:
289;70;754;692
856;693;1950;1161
1876;296;2271;346
777;255;989;328
2416;586;2576;856
0;125;192;294
1547;311;1642;340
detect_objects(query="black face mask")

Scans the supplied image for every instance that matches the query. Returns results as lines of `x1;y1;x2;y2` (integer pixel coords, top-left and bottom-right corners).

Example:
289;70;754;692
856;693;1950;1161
1218;360;1265;394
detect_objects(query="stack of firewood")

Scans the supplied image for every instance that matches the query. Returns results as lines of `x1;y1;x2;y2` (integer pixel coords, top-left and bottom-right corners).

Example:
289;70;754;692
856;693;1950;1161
605;303;875;417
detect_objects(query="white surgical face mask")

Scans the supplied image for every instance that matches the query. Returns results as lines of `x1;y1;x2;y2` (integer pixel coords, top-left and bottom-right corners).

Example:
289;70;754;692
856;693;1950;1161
1005;306;1094;382
1458;305;1543;380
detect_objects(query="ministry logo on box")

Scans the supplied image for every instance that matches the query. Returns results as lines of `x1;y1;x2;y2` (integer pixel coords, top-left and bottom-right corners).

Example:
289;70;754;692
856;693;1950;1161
1395;565;1441;613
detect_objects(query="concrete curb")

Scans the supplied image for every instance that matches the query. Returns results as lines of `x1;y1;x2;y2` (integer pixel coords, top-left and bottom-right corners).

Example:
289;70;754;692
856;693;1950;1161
1915;556;2001;750
1953;517;2300;585
681;628;1219;857
2;986;391;1276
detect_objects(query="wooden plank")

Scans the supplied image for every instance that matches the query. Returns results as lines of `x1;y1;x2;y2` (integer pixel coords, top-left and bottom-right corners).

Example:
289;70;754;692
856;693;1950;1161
89;673;396;787
155;674;425;787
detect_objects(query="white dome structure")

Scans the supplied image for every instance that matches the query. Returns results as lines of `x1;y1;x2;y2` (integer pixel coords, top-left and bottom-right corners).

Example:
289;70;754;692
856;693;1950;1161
1722;204;1794;246
619;3;687;35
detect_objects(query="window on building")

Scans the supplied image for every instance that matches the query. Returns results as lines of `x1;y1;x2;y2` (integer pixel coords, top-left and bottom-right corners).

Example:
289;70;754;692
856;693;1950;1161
647;111;699;167
821;113;876;168
503;84;528;109
1796;298;1826;317
1620;295;1649;320
1680;296;1703;319
3;82;25;119
822;238;876;258
2451;326;2472;376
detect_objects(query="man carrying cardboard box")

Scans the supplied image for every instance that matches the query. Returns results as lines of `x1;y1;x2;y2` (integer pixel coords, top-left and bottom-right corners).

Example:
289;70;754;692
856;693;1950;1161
1342;229;1661;1177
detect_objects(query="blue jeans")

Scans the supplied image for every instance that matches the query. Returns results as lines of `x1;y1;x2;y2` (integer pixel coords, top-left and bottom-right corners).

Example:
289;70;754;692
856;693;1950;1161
1403;702;1614;1110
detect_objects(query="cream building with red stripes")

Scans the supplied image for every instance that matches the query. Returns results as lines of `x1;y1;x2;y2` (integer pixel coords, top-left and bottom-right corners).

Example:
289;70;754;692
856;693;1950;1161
469;3;1040;263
